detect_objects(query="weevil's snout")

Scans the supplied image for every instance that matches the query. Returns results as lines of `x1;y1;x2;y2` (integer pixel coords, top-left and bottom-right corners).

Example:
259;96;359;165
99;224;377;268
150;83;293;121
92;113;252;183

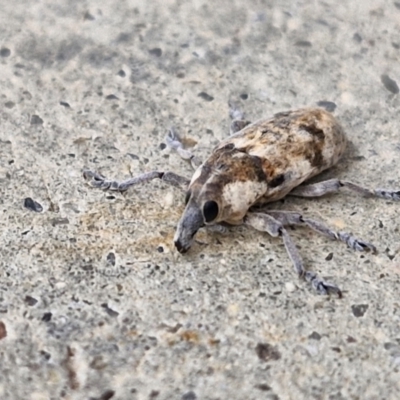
174;201;205;253
174;238;189;254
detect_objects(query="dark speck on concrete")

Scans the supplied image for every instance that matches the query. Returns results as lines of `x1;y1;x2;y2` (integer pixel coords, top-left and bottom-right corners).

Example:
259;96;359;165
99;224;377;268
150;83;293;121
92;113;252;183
198;92;214;102
101;304;119;317
309;331;322;340
117;69;126;77
0;47;11;57
149;390;160;398
24;197;43;212
317;101;337;112
351;304;369;317
30;115;43;125
149;48;162;57
385;247;396;260
0;322;7;340
5;101;15;108
182;391;197;400
84;11;95;21
97;389;115;400
347;336;357;343
325;252;334;261
240;93;248;100
25;295;38;306
295;40;312;47
157;246;164;253
383;342;400;351
353;33;362;42
255;343;281;361
40;350;51;361
60;101;70;108
117;33;132;43
42;312;52;322
50;218;69;227
106;252;116;266
255;384;271;391
381;74;399;94
106;94;119;100
159;142;166;150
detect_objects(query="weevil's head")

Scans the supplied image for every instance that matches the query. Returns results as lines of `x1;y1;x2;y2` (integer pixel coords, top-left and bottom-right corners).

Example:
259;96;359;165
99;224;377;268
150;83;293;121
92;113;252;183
173;186;220;254
174;146;269;253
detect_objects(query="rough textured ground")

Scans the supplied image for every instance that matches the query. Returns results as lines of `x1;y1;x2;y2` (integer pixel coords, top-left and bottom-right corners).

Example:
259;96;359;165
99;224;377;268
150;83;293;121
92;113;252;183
1;0;400;399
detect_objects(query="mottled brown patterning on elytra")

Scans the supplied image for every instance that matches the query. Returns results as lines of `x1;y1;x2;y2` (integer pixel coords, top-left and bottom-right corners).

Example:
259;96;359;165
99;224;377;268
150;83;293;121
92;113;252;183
83;106;400;297
189;108;347;226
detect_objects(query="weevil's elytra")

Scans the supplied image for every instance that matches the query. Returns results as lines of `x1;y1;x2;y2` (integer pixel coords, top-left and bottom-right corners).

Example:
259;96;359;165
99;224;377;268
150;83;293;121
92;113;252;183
83;106;400;297
186;108;347;229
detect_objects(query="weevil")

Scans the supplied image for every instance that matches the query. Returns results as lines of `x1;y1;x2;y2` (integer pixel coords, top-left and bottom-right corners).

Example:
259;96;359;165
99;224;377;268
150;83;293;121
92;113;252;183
83;106;400;297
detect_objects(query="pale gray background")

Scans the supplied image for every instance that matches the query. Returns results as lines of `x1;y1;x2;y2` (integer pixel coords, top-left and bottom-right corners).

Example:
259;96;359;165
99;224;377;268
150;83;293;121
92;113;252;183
1;0;400;399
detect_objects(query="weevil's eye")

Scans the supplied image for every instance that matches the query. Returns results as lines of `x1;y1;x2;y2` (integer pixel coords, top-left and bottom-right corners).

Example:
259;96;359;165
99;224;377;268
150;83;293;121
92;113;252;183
202;200;219;223
184;190;191;205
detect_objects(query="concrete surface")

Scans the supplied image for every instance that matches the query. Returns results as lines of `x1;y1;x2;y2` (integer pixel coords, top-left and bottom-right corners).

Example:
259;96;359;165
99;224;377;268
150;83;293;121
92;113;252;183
1;0;400;399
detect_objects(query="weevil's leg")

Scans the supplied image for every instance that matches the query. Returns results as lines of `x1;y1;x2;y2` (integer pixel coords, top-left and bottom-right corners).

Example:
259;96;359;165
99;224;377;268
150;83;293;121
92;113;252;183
289;179;400;201
83;169;189;192
228;101;252;135
229;101;245;120
207;223;229;235
265;210;377;253
245;212;342;297
230;119;252;135
165;128;202;169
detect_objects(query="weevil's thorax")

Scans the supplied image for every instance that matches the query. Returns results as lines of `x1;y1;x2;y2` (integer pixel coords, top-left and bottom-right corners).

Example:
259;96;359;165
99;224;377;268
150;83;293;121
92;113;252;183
188;145;269;224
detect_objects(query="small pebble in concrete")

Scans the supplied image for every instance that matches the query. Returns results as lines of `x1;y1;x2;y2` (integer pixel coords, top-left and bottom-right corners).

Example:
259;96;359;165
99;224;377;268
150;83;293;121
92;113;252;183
24;197;43;212
325;252;334;261
24;295;38;306
381;74;399;94
255;343;281;362
0;321;7;340
317;100;337;112
351;304;369;317
198;92;214;101
0;47;11;57
30;114;43;125
149;48;162;57
182;391;197;400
